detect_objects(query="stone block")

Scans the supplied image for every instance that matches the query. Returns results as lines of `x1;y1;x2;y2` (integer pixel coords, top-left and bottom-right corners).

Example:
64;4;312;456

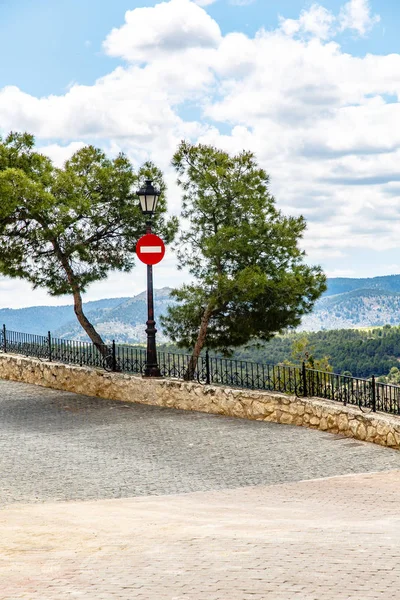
337;414;349;432
320;417;328;430
279;412;294;425
377;422;388;436
294;403;306;416
251;400;273;418
356;423;367;441
326;414;337;430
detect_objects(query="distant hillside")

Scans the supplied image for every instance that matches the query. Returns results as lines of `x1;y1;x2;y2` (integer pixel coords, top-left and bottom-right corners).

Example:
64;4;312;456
3;274;400;342
300;288;400;331
53;288;173;343
326;274;400;296
0;297;130;336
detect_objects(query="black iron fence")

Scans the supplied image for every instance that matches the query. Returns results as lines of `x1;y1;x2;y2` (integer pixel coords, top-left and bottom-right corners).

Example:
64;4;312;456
1;324;400;416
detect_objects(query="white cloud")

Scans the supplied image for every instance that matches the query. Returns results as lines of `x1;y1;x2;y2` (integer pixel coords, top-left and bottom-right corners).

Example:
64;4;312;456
0;0;398;308
194;0;218;5
339;0;380;36
103;0;221;62
279;4;336;40
38;141;86;167
279;0;380;40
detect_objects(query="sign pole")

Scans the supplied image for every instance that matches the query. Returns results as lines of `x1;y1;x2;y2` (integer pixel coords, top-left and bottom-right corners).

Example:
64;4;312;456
143;221;162;378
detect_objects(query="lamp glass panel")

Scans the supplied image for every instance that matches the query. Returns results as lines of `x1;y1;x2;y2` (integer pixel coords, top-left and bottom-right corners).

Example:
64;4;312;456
139;195;148;213
146;193;157;212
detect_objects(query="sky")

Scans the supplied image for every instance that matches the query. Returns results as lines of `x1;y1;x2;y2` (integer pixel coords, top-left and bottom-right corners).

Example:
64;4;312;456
0;0;399;308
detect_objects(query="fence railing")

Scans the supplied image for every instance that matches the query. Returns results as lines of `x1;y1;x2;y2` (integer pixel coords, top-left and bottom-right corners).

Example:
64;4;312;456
1;324;400;417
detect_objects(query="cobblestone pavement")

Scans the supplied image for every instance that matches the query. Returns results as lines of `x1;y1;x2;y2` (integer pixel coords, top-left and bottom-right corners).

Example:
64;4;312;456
2;470;400;600
1;380;400;505
2;379;400;599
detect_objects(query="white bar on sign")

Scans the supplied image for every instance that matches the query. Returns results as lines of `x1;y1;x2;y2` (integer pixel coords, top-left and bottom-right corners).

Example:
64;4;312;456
141;246;163;253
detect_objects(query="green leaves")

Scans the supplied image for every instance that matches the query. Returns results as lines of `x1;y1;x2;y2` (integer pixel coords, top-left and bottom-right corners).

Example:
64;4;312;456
162;141;326;357
0;131;177;298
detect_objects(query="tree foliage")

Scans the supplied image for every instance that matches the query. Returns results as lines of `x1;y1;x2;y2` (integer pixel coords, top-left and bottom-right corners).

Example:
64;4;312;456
286;336;332;372
0;132;178;348
377;366;400;385
161;141;326;374
213;325;400;379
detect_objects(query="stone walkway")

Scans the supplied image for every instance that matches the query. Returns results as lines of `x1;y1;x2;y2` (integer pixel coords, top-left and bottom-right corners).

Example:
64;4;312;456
2;471;400;599
2;380;400;599
1;380;400;505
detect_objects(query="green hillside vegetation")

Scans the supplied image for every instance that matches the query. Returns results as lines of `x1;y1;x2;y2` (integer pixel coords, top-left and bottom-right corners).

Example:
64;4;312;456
236;326;400;378
159;325;400;379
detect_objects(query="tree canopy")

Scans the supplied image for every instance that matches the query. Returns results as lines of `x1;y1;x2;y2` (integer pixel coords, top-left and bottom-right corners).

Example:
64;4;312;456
285;335;332;372
0;131;178;349
161;141;326;375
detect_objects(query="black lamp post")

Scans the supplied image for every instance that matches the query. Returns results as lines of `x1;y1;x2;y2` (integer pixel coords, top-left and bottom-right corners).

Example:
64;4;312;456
137;179;162;378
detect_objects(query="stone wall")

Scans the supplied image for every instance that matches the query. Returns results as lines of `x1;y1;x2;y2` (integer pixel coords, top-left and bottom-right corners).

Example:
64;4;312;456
0;353;399;450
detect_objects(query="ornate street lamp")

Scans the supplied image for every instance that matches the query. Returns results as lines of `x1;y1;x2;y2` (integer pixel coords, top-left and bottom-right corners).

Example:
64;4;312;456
137;179;162;377
137;179;160;216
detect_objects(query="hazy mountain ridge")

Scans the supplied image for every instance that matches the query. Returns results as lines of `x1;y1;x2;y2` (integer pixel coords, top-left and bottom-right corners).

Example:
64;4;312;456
2;275;400;341
325;274;400;296
53;288;174;343
300;279;400;331
0;297;130;336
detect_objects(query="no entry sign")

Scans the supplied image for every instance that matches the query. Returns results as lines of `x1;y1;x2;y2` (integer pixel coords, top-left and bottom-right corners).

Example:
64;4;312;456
136;233;165;265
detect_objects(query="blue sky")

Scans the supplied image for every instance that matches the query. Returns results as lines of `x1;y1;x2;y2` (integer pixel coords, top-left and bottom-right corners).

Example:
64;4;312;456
0;0;393;96
0;0;399;306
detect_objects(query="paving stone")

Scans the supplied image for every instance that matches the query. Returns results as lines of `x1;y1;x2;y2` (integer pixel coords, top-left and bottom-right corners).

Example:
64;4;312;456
2;471;400;599
2;380;400;599
1;380;400;505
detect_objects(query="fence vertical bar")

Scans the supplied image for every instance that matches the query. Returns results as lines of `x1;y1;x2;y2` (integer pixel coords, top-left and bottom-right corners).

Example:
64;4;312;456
48;331;52;362
302;362;308;397
112;340;117;372
2;324;6;353
205;350;211;385
371;375;376;412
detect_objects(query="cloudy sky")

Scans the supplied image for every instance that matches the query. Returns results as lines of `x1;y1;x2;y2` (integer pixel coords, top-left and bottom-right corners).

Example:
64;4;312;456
0;0;398;307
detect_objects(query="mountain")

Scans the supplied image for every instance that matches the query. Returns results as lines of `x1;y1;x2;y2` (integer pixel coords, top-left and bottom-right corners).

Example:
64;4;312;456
300;288;400;331
325;274;400;296
53;287;173;343
0;297;130;337
299;274;400;331
3;274;400;342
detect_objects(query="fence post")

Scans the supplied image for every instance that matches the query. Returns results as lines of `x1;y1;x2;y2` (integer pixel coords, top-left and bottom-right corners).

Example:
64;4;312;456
112;340;117;372
2;324;6;353
371;375;376;412
205;350;211;385
48;331;52;362
302;362;308;397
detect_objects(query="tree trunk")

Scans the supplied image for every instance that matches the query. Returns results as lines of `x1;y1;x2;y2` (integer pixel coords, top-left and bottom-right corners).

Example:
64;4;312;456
72;288;105;348
72;288;118;369
50;238;111;362
184;305;213;381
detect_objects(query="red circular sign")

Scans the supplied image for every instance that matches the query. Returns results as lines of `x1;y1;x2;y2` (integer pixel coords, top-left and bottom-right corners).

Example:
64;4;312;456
136;233;166;265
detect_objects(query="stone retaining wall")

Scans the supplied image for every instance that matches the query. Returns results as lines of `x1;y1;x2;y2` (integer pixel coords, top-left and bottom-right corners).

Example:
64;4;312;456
0;353;399;450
